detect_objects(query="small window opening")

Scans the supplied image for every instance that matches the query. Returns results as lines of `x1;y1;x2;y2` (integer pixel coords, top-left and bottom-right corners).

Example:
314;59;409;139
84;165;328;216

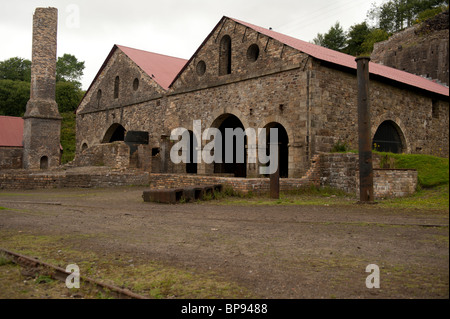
133;78;139;91
152;148;160;156
114;76;120;99
97;89;102;108
432;100;439;119
219;35;232;75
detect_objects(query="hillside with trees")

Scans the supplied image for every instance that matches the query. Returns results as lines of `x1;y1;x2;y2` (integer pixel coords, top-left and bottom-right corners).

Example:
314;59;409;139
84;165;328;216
313;0;448;56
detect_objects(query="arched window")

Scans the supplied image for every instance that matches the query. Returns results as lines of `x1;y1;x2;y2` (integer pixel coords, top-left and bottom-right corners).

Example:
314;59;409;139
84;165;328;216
114;76;120;99
219;35;232;76
372;121;405;153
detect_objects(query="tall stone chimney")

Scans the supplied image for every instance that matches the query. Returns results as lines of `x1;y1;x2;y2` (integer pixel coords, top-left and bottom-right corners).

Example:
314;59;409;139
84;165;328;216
23;7;62;170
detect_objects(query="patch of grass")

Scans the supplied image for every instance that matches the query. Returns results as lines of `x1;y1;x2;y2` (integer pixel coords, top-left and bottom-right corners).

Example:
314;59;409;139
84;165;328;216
0;206;6;210
35;275;55;284
0;231;255;299
0;253;13;266
209;185;354;207
379;183;449;210
375;152;449;188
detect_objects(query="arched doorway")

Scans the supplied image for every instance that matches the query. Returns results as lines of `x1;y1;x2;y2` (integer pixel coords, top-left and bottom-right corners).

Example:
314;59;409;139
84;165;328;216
40;156;48;170
212;114;247;177
186;130;198;174
263;122;289;178
372;120;405;153
102;123;126;143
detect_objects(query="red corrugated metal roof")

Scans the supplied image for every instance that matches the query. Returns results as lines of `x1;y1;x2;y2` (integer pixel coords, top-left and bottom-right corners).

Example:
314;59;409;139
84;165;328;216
230;17;449;97
117;45;188;90
0;116;24;147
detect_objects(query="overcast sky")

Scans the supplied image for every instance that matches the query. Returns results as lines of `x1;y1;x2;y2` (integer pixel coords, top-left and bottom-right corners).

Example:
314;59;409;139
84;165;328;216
0;0;383;90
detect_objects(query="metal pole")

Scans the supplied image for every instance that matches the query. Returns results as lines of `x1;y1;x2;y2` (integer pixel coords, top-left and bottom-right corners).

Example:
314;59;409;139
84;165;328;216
356;56;374;202
270;142;280;199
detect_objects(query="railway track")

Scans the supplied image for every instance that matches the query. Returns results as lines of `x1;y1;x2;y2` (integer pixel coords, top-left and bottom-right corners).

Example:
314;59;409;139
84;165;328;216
0;247;147;299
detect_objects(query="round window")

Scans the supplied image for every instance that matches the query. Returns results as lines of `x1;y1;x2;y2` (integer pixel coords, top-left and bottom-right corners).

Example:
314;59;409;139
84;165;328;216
196;60;206;76
247;44;260;62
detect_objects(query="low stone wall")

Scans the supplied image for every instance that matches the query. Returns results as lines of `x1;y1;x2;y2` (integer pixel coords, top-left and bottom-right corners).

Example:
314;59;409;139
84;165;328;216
372;169;418;198
0;168;149;190
148;154;322;194
73;142;130;169
0;153;418;198
319;152;418;198
148;173;316;194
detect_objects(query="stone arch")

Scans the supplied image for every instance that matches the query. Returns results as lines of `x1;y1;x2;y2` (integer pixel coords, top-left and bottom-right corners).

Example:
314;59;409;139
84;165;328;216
210;113;247;177
102;123;126;143
81;143;88;152
372;114;409;153
256;115;295;147
372;120;407;153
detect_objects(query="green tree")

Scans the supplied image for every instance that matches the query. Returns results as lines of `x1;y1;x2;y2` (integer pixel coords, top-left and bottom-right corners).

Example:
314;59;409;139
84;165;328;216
313;22;347;52
56;53;85;88
360;29;390;55
0;57;31;82
0;80;30;116
56;81;85;113
368;0;448;33
344;22;372;56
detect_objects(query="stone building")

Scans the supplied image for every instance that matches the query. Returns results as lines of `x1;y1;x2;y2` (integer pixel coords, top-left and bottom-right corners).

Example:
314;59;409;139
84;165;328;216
75;16;449;178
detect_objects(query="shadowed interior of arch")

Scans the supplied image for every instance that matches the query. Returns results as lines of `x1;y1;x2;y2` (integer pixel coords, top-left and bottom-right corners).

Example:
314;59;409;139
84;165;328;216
264;122;289;178
372;120;405;153
212;114;247;177
102;123;126;143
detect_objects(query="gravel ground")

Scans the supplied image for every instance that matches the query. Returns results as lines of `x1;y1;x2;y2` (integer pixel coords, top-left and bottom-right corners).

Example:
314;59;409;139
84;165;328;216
0;186;448;299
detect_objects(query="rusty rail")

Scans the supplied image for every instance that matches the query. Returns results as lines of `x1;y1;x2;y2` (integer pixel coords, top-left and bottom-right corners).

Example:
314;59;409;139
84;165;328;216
0;247;147;299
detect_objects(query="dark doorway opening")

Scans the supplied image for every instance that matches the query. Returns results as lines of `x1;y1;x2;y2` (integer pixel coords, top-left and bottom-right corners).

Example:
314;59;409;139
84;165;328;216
186;130;198;174
213;114;247;177
40;156;48;170
264;122;289;178
372;121;404;153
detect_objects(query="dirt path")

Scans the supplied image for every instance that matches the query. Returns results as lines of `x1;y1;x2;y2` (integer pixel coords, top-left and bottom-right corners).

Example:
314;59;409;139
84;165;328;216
0;187;448;299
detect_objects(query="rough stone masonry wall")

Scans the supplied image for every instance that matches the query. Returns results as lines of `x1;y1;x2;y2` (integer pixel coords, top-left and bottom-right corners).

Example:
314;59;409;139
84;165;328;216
0;148;23;170
371;10;449;86
73;141;130;169
312;61;449;158
0;169;149;190
319;153;417;199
